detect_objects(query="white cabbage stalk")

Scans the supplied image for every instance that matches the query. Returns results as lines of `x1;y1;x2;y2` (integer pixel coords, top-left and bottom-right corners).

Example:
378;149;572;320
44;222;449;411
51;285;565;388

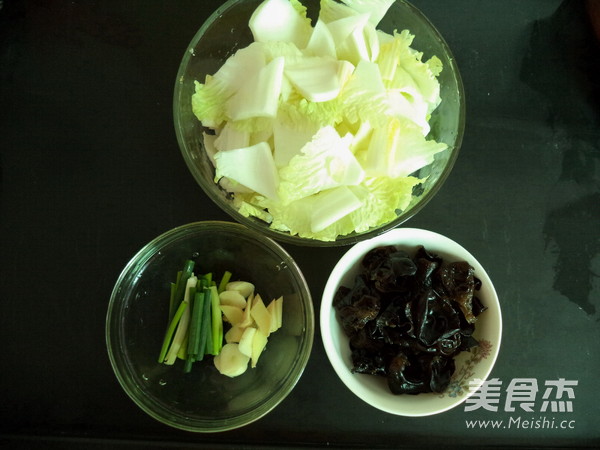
304;19;337;58
284;56;343;102
249;0;312;48
310;186;363;232
226;56;285;121
214;142;280;200
214;122;250;152
272;117;320;167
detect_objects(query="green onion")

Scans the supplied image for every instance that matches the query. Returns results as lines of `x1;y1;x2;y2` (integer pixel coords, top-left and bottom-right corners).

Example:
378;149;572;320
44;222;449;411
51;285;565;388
163;276;197;365
218;270;232;293
197;288;212;362
203;287;213;356
177;333;189;361
172;260;195;307
202;272;213;286
157;299;188;363
184;290;205;372
210;285;223;355
159;265;229;372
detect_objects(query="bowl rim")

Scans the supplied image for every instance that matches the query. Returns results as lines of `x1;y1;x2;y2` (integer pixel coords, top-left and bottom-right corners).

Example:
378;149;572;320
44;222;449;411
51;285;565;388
320;227;502;416
173;0;466;247
105;220;315;432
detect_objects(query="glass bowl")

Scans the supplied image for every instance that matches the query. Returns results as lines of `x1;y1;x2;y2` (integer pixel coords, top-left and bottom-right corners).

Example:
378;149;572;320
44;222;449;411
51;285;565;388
106;221;314;432
174;0;465;246
320;228;502;416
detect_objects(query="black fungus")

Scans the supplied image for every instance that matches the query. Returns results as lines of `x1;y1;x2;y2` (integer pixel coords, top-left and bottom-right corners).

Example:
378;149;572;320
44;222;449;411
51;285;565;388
333;245;486;395
338;295;380;334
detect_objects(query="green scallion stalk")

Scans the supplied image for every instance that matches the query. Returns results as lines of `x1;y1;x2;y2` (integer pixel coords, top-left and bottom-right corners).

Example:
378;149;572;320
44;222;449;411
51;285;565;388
197;289;212;361
203;287;213;356
209;285;223;355
188;291;205;361
202;272;213;286
172;260;195;306
177;333;188;360
178;285;196;365
218;270;232;293
158;299;188;363
163;276;197;365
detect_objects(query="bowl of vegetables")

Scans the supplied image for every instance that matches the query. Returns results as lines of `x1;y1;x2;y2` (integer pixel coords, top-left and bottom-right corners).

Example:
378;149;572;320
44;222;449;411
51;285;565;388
320;228;502;416
173;0;465;246
105;221;314;432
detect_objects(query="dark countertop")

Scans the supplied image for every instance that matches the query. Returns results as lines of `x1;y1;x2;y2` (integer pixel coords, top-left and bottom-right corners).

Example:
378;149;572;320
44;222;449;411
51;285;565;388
1;0;599;448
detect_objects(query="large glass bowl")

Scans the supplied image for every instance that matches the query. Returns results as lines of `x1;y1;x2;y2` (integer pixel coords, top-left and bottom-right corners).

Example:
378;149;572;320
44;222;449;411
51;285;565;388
174;0;465;246
106;221;314;432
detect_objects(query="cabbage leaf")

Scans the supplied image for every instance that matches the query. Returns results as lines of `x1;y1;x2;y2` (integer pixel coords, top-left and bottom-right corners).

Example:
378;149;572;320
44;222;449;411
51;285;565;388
278;125;364;205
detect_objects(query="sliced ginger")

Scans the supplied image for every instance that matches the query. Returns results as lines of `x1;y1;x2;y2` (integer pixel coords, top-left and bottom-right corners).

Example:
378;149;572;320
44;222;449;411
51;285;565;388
213;284;283;377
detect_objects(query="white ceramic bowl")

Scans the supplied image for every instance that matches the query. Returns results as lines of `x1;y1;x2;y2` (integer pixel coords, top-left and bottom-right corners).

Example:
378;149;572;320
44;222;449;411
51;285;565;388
320;228;502;416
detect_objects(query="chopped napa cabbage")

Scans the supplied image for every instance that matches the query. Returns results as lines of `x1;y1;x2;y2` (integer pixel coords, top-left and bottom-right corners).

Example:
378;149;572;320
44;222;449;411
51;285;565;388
214;142;279;199
426;55;443;77
203;132;218;166
380;30;442;113
363;21;380;62
236;199;274;223
389;133;447;179
278;125;365;205
191;0;449;241
272;116;320;167
327;13;373;65
191;78;229;129
218;177;255;194
249;126;274;147
213;42;267;92
359;117;447;178
226;56;285;121
339;60;390;126
318;0;359;24
237;174;423;241
387;90;431;135
284;56;343;102
277;90;343;129
304;19;337;58
251;185;365;237
213;122;250;152
320;0;395;28
309;186;363;232
261;40;303;61
191;43;269;128
250;174;422;241
346;120;373;153
320;0;381;63
377;29;414;81
346;175;423;232
337;59;356;86
339;0;396;27
249;0;313;49
249;192;358;241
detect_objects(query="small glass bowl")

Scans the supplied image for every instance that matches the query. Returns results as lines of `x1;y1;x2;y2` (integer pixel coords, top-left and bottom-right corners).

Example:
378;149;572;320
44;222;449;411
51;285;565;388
320;228;502;416
173;0;465;246
106;221;314;432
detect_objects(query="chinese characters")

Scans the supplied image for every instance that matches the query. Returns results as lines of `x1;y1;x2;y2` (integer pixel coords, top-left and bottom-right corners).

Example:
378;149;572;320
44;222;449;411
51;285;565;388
465;378;577;413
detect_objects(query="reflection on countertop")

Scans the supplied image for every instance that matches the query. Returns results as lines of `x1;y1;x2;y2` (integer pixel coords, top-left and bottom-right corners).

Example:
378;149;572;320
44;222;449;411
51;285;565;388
521;0;600;316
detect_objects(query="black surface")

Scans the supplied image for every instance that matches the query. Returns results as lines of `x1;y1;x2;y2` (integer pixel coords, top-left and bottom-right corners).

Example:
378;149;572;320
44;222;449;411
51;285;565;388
1;0;599;448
